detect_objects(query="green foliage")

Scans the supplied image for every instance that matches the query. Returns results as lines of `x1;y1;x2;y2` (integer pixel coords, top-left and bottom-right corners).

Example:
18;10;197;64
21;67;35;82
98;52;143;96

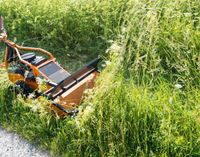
0;0;199;157
0;0;124;62
83;73;200;156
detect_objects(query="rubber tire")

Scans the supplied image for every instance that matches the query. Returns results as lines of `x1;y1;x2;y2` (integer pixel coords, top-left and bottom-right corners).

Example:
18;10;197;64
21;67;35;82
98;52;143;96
14;81;33;97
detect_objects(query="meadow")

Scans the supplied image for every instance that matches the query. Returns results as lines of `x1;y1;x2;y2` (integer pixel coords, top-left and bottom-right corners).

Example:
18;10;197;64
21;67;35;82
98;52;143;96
0;0;200;156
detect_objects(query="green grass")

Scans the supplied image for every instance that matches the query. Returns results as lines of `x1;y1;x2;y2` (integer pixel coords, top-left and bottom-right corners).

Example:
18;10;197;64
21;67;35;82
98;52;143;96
0;0;200;156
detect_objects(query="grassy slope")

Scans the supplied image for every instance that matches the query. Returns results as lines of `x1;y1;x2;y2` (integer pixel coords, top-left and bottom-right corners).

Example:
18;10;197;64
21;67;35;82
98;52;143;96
0;0;200;156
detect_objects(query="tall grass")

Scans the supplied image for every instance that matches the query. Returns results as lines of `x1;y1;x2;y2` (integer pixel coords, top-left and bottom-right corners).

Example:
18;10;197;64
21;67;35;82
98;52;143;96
0;0;199;156
0;0;124;65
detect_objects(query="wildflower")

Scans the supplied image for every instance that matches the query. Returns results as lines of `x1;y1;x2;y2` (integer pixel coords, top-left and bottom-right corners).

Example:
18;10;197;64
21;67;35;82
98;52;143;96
105;60;111;66
84;106;93;115
183;13;192;17
121;26;127;34
82;106;94;119
169;97;173;104
84;89;93;94
101;63;106;67
31;105;39;112
36;77;43;84
28;93;34;99
75;119;80;127
110;43;121;52
175;84;183;89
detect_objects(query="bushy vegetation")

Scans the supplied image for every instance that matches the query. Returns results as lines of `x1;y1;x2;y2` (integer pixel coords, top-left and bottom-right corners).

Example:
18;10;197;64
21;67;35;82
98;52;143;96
0;0;200;156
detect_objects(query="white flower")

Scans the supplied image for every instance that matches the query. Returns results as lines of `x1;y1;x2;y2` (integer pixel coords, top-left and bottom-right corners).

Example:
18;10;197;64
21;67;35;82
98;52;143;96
84;89;93;94
75;119;80;127
102;64;106;67
31;105;39;112
110;43;121;52
175;84;183;89
36;77;43;84
183;13;192;17
85;106;93;113
169;97;173;104
105;60;111;66
121;26;127;33
28;93;34;99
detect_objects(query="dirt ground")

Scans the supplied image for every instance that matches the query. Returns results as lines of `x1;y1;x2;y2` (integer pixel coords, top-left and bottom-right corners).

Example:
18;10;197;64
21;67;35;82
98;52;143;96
0;127;50;157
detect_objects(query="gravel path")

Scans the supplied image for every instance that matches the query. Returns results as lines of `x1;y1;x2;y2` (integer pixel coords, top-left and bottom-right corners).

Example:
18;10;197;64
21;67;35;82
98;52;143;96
0;127;50;157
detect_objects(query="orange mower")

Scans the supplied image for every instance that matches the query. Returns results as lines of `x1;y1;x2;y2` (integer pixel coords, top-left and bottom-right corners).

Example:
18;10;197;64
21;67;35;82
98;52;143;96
0;16;100;117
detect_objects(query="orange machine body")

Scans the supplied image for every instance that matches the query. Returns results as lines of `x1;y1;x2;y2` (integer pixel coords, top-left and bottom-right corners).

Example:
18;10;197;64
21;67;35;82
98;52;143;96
0;17;100;117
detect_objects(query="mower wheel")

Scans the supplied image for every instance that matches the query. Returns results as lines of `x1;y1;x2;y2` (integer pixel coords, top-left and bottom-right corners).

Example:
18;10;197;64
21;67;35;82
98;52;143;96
14;81;33;97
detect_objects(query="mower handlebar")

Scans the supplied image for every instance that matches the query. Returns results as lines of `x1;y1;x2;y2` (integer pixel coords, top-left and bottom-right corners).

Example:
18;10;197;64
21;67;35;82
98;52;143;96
0;16;54;60
15;45;55;60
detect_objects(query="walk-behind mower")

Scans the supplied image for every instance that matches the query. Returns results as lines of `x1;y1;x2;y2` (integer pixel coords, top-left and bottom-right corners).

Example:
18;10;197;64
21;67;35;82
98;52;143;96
0;16;100;117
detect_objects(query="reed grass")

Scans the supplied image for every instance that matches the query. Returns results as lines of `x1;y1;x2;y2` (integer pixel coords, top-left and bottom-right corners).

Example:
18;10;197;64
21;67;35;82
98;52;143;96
0;0;199;156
